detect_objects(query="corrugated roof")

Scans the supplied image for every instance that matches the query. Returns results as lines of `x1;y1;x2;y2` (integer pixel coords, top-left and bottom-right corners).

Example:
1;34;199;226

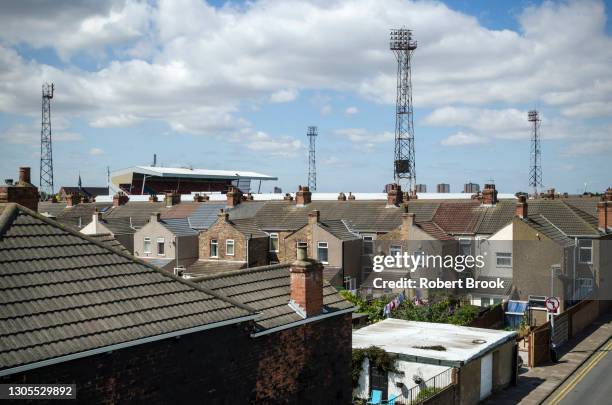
194;264;353;332
0;203;256;372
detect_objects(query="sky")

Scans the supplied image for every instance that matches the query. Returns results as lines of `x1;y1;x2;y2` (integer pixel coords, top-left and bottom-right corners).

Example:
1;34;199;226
0;0;611;194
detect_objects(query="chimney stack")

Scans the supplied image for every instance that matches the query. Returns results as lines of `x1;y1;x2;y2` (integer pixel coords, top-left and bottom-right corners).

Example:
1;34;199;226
308;210;320;226
482;184;498;205
386;183;402;207
337;192;346;201
605;187;612;202
226;187;242;208
348;192;356;201
112;193;129;207
165;191;181;207
18;167;31;184
516;195;528;219
546;188;556;200
283;193;294;201
149;194;158;202
400;212;415;240
0;166;39;211
296;185;312;206
598;197;611;233
151;212;161;223
65;193;77;207
217;208;229;222
289;246;323;317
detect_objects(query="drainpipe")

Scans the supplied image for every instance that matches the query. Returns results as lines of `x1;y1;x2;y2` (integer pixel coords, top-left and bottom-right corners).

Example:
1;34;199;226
573;237;577;303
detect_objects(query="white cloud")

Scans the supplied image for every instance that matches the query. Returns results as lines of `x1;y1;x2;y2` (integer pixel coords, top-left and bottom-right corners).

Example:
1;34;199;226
246;131;303;157
270;89;298;103
345;106;358;115
335;128;394;143
441;132;488;146
0;123;81;146
0;0;610;142
89;147;105;156
90;114;143;128
561;102;612;119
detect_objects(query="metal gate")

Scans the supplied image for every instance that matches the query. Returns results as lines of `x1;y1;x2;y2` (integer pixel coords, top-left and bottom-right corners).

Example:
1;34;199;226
370;366;388;400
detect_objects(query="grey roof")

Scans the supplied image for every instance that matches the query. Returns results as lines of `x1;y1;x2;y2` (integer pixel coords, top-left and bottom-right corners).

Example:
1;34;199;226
103;201;165;228
475;200;516;235
187;203;226;229
186;260;247;277
230;218;268;237
522;214;573;246
38;202;112;230
88;233;130;254
527;200;599;236
160;217;199;237
99;217;135;235
319;220;360;241
37;202;68;218
59;187;109;197
0;203;256;372
194;264;353;332
227;201;266;220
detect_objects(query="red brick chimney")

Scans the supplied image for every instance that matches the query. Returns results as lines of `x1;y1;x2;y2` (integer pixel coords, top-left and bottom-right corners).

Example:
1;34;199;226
386;183;402;207
605;187;612;202
0;167;39;211
66;193;77;207
226;187;242;208
516;195;528;219
296;185;312;206
289;245;323;317
337;192;346;201
482;184;498;205
112;193;129;207
546;188;556;200
598;200;611;233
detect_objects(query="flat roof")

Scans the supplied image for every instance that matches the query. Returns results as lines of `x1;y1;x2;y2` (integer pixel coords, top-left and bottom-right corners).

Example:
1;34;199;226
352;318;516;366
111;166;278;181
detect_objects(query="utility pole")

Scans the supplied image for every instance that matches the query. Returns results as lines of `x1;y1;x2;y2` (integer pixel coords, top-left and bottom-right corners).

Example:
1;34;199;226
390;28;417;192
39;83;55;198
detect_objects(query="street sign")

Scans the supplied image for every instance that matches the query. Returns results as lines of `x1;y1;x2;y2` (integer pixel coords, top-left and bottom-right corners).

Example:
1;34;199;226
545;297;560;313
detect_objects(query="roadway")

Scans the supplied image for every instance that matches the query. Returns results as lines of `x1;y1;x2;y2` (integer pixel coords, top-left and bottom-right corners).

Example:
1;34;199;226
545;338;612;405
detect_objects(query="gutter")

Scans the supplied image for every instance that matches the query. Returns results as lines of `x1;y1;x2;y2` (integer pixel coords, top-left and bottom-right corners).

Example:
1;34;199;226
250;306;356;338
0;314;258;378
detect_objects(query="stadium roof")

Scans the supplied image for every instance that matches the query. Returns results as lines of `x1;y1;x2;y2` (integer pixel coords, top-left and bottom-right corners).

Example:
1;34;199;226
111;166;277;181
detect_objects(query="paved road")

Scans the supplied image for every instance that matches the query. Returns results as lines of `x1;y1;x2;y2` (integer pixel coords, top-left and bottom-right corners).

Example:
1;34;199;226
546;338;612;405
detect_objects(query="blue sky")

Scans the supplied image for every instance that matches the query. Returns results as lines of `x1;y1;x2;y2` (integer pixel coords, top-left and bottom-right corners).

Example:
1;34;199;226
0;0;611;194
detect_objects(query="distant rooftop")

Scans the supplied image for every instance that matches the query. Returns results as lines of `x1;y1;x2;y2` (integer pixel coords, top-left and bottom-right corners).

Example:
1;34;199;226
352;318;516;366
112;166;278;181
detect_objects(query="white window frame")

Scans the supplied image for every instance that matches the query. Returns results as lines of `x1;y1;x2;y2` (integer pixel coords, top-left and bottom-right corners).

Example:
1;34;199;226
296;241;308;249
578;239;593;264
143;237;151;254
496;252;512;267
269;233;279;252
317;241;329;264
157;237;165;256
226;239;235;256
389;244;402;257
363;235;374;255
210;239;218;258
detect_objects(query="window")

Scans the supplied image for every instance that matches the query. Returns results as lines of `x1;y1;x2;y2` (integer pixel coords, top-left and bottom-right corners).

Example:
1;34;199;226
296;241;308;249
269;233;279;252
389;244;402;257
459;239;471;256
317;241;329;264
481;297;491;307
363;236;374;255
157;238;165;256
210;239;218;257
577;278;594;300
226;239;235;256
496;252;512;267
143;237;151;254
344;276;356;291
578;239;593;263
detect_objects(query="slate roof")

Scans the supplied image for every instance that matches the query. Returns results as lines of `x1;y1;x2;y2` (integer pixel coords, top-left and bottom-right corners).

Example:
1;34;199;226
417;221;455;241
0;203;256;373
38;202;112;230
103;201;165;228
230;218;268;237
432;201;482;235
38;202;68;218
527;200;598;236
186;260;246;277
88;233;130;254
187;203;227;229
160;218;199;237
98;217;135;235
475;199;516;235
521;214;574;246
194;264;354;332
319;220;360;241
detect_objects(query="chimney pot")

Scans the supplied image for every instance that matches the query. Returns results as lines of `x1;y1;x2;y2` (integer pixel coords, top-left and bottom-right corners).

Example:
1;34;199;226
516;195;528;219
112;193;129;207
338;192;346;201
348;192;355;200
308;210;320;225
226;187;242;208
386;183;402;207
218;208;229;222
482;184;498;205
598;201;610;233
0;167;39;211
296;185;312;206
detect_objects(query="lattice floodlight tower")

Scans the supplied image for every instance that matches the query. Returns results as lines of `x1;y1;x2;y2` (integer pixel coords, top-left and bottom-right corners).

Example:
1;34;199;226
390;28;417;192
528;110;543;197
39;82;55;197
307;126;317;191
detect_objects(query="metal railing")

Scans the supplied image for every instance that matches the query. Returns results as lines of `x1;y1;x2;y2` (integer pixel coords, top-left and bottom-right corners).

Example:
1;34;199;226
397;368;454;405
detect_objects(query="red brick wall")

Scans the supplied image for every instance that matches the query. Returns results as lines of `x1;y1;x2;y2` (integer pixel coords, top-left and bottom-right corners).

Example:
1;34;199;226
5;314;352;404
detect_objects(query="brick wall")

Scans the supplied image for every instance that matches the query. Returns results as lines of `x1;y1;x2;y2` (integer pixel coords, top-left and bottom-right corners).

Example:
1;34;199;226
5;314;352;404
199;219;247;260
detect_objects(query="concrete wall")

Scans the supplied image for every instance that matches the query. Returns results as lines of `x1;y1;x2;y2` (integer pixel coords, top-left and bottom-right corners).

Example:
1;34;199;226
458;357;480;405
